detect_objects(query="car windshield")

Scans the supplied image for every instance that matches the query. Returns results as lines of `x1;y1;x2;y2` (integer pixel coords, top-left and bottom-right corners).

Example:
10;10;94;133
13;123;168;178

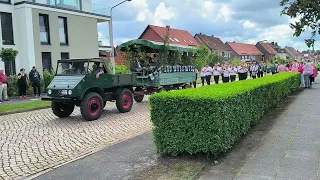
56;61;90;75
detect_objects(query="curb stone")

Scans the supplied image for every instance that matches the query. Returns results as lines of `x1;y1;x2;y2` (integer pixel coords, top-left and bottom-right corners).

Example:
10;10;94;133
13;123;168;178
0;106;51;116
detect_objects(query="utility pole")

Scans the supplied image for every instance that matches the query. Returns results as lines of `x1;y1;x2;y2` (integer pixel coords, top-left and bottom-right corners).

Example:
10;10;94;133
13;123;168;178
109;0;132;74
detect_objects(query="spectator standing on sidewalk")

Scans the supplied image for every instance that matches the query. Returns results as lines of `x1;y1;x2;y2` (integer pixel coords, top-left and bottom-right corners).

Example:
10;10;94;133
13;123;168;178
17;68;28;99
29;66;41;97
0;69;9;103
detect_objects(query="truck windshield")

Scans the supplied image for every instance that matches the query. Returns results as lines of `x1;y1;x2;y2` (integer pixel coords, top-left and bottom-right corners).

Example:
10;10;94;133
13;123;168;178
56;61;89;75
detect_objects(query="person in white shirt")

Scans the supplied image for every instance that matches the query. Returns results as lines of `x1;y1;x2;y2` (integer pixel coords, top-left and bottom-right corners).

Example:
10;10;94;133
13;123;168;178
205;64;213;85
238;63;247;81
222;65;230;83
229;65;238;82
212;64;222;84
200;66;207;86
250;61;259;79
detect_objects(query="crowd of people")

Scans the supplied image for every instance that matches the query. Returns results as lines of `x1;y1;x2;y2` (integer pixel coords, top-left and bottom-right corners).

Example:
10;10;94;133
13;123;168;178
0;66;42;103
198;60;318;88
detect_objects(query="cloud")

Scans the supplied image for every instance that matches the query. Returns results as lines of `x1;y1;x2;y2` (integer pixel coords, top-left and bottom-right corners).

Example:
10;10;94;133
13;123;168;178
95;0;319;50
242;20;256;29
217;5;234;22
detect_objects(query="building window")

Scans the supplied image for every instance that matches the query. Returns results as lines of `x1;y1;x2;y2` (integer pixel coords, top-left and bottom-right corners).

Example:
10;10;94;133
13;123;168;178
0;0;10;3
58;17;68;45
39;14;50;44
1;13;14;45
42;52;52;72
61;52;70;70
4;60;16;76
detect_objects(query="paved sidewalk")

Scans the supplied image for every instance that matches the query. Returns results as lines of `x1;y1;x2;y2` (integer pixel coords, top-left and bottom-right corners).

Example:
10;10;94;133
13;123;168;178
200;83;320;180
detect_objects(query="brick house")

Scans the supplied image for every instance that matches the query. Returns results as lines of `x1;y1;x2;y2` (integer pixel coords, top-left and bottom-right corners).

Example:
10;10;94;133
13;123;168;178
194;33;232;60
226;42;263;61
255;42;278;61
139;25;199;47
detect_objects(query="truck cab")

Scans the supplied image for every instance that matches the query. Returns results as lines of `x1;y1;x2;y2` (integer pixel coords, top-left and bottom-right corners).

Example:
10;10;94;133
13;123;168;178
42;58;136;121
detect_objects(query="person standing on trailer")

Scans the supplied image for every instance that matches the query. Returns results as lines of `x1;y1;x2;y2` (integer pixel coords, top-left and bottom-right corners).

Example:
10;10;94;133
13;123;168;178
205;64;213;85
200;66;207;86
212;64;221;84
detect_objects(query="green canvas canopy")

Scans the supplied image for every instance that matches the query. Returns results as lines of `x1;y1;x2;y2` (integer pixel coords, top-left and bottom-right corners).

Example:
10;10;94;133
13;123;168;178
119;39;197;53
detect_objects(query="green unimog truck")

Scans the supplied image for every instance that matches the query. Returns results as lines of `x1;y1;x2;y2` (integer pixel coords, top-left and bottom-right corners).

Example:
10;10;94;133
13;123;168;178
41;58;136;121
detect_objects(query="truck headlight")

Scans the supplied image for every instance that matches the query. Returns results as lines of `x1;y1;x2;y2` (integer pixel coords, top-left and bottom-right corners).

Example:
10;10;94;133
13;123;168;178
48;89;52;95
68;90;72;95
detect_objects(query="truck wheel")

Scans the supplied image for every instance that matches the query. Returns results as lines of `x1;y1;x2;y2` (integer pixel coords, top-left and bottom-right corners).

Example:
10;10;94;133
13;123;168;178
134;88;144;102
116;88;133;113
80;92;103;121
52;101;74;118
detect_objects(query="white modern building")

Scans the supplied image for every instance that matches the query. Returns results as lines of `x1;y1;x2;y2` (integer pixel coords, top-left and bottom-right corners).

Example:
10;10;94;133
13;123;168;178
0;0;110;75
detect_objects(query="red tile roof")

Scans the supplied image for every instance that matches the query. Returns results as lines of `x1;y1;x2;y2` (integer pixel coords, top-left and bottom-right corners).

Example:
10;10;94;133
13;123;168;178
139;25;199;47
226;42;263;55
195;33;231;52
258;42;277;55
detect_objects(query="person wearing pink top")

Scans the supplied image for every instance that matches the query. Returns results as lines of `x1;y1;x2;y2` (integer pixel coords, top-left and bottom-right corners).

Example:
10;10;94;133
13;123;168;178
277;63;288;73
291;61;299;72
303;60;313;88
310;64;317;85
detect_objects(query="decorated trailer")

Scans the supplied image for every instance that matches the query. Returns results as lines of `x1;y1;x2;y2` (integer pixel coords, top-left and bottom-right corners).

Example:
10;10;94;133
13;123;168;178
119;39;198;102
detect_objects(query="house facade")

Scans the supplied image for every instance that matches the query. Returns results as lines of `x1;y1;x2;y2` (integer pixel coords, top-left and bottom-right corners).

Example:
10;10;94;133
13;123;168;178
226;42;263;61
284;46;302;61
194;33;232;60
0;0;109;75
255;42;277;61
139;25;199;47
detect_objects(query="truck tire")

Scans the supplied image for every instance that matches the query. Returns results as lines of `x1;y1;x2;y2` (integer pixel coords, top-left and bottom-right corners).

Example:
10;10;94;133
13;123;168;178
134;88;144;103
80;92;103;121
116;88;133;113
52;101;74;118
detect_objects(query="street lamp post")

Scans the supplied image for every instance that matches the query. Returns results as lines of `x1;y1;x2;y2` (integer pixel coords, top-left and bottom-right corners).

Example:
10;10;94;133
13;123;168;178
109;0;132;74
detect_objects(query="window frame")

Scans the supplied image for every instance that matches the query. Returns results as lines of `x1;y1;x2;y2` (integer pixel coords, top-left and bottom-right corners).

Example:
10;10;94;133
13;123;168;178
39;14;51;45
1;12;14;45
41;52;52;72
0;0;11;5
58;16;69;45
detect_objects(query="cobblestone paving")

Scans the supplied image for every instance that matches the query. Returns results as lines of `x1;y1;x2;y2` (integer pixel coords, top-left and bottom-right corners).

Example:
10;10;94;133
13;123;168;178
0;101;152;180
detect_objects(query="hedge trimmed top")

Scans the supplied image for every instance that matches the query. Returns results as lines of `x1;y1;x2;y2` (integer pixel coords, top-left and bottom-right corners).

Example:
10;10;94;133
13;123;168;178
150;72;300;100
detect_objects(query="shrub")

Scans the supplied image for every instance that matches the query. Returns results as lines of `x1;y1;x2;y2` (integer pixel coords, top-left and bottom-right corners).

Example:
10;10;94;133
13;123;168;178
149;73;300;157
7;71;54;97
115;65;129;74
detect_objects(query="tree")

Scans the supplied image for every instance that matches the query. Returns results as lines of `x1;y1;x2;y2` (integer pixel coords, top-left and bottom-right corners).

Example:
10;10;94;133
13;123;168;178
0;48;18;75
230;57;241;66
208;53;224;66
194;45;211;70
280;0;320;48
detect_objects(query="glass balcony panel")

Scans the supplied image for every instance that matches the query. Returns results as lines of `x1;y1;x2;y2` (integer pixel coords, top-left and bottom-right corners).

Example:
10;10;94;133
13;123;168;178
98;37;110;47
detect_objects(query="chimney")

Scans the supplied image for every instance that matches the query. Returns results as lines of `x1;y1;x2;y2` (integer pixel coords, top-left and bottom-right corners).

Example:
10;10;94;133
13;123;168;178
211;35;214;37
275;42;278;46
200;32;202;35
233;41;235;43
271;42;275;46
166;25;170;30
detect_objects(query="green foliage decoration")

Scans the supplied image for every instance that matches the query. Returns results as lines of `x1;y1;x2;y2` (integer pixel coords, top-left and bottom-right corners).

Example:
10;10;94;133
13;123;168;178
149;72;300;157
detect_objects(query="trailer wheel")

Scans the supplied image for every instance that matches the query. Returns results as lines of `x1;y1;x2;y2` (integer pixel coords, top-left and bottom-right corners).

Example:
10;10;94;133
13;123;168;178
134;88;144;102
116;88;133;113
52;101;74;118
80;92;103;121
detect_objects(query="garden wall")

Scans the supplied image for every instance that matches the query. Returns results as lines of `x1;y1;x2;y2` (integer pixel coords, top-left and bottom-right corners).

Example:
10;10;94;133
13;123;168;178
149;73;300;156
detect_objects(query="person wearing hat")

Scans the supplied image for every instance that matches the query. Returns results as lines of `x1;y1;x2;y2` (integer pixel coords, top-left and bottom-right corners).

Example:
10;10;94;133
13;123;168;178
29;66;41;97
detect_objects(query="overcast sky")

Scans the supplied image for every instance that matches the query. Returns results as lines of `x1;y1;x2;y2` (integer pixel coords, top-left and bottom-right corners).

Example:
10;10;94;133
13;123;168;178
95;0;320;51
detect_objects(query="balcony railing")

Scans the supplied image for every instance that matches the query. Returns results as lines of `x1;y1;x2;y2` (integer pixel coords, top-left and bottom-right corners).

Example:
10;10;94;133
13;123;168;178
15;0;111;17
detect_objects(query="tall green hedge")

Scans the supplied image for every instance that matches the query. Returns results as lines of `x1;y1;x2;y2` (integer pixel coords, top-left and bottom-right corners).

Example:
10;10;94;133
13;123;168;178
149;73;300;156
